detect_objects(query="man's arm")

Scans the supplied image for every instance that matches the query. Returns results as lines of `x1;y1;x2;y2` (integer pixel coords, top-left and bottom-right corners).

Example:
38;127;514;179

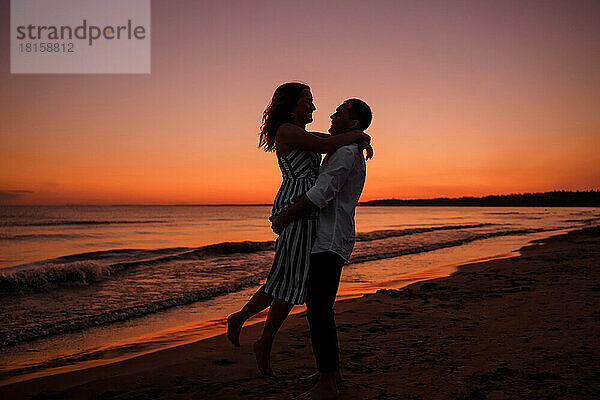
308;131;330;138
271;195;318;234
271;146;357;234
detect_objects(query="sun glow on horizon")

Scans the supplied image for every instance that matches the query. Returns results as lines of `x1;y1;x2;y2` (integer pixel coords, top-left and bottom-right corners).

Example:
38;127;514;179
1;1;599;205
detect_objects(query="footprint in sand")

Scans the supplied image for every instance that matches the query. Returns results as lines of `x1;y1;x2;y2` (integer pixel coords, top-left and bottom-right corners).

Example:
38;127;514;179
213;358;237;366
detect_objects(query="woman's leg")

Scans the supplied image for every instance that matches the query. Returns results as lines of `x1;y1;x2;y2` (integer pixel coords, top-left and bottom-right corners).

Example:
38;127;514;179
253;297;294;376
227;285;273;347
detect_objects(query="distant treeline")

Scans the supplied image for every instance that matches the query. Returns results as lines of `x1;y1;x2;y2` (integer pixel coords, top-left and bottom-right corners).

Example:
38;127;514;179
360;190;600;207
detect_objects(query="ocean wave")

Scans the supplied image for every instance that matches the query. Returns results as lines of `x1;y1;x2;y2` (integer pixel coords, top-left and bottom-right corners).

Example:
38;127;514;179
5;220;167;227
0;274;264;348
0;241;276;292
0;261;112;292
565;216;600;224
0;233;98;241
64;240;277;270
350;227;554;264
356;223;493;242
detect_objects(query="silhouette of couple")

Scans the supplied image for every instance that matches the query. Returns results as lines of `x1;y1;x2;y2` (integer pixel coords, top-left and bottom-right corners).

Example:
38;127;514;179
227;82;372;399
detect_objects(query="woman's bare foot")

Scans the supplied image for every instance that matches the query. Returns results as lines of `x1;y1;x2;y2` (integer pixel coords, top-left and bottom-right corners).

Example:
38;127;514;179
253;338;274;376
226;313;242;347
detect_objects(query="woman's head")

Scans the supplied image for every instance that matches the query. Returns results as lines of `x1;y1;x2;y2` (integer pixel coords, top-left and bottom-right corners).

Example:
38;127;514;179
259;82;313;152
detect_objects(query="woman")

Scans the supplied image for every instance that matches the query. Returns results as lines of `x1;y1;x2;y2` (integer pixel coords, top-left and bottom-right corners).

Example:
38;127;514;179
227;82;370;376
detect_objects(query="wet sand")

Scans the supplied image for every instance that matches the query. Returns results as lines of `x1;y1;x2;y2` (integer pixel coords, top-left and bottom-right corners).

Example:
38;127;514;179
2;226;599;399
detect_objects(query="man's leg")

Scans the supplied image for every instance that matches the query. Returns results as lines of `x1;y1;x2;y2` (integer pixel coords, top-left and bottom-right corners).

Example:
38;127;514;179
300;251;344;399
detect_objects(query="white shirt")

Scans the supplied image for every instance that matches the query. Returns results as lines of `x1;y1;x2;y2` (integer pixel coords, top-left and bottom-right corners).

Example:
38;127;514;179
306;143;366;261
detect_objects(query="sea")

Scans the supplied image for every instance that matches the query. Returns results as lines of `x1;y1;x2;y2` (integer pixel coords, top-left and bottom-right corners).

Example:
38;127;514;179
1;205;599;385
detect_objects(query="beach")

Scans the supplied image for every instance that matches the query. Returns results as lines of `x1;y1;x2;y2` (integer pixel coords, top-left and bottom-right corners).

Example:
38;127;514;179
4;205;594;377
1;226;598;399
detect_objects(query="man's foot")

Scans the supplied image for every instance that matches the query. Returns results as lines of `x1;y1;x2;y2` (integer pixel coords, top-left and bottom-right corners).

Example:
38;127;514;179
294;379;339;400
226;313;242;347
301;371;342;386
302;370;320;383
253;339;274;376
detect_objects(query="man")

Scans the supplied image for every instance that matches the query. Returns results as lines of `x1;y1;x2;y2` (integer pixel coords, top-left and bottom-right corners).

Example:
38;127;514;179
271;98;372;400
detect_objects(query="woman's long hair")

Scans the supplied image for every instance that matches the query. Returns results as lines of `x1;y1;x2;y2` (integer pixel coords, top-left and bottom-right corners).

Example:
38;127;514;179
259;82;309;152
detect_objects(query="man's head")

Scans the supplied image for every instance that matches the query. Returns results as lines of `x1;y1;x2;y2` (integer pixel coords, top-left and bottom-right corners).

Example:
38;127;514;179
328;98;372;135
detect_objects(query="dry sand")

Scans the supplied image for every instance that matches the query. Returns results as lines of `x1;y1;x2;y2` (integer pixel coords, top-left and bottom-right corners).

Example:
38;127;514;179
2;226;599;399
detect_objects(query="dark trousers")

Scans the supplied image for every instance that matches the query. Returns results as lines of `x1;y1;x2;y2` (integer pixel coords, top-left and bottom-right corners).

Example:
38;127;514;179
306;251;345;373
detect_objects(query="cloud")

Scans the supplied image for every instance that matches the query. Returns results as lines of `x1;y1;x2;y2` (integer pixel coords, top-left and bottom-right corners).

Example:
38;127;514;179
0;190;33;201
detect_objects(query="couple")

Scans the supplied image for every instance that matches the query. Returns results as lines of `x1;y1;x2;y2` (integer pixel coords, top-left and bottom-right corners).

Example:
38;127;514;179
227;82;372;399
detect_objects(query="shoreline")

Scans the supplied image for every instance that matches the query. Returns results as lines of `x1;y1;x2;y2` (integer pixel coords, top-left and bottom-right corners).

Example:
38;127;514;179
1;226;598;399
0;229;562;387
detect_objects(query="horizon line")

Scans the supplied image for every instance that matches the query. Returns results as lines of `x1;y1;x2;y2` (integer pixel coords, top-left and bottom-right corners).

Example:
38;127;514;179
1;190;598;207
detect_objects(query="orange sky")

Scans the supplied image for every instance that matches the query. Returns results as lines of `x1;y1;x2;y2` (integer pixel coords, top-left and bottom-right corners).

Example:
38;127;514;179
1;0;599;205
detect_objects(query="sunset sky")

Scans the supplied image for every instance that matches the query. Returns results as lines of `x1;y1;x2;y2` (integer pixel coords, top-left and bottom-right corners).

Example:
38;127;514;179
1;0;599;205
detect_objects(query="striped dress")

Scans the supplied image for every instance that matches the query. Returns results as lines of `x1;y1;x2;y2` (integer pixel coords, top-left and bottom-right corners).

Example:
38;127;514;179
264;148;321;304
